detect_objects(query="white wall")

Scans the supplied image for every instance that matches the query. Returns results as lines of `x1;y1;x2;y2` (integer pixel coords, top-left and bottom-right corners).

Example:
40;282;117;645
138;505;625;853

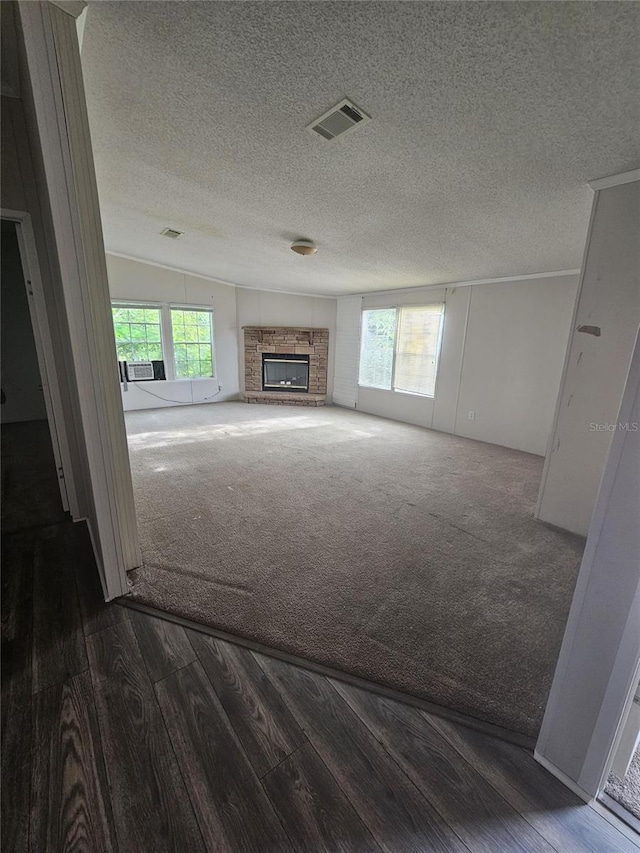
537;181;640;534
106;256;338;409
455;278;578;456
333;296;362;408
431;286;470;434
338;276;578;455
106;254;240;411
357;385;435;428
235;286;337;400
109;250;577;460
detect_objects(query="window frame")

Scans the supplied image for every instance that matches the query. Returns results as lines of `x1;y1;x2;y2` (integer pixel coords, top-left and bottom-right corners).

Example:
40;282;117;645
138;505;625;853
357;307;398;392
110;300;217;382
169;304;216;381
111;300;165;366
358;303;444;398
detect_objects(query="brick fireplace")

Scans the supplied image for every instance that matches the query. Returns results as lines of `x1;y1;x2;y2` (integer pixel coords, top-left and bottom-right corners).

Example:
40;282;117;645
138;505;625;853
242;326;329;406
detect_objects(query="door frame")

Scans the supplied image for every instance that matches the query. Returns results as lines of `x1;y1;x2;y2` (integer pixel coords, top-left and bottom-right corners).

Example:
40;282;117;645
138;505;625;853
2;208;77;515
536;323;640;803
17;0;140;599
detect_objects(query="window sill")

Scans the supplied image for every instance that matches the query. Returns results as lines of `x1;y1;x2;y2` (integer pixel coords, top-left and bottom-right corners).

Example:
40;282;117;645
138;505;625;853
173;377;217;383
127;377;217;384
358;383;434;400
393;388;435;399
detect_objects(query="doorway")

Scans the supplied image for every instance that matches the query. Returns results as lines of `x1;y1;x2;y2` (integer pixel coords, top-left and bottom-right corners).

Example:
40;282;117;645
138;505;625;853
1;219;66;532
601;676;640;830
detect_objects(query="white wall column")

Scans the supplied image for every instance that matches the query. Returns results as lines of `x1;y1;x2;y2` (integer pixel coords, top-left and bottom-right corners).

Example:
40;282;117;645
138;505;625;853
536;175;640;535
332;296;362;408
536;327;640;799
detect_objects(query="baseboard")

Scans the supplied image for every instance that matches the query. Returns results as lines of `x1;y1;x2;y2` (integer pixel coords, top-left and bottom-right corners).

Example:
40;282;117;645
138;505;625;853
533;754;640;846
596;795;640;846
534;751;593;803
595;793;640;849
119;596;537;750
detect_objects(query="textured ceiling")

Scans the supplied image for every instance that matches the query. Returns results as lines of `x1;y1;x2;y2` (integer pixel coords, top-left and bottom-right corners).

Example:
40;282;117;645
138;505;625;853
82;1;640;296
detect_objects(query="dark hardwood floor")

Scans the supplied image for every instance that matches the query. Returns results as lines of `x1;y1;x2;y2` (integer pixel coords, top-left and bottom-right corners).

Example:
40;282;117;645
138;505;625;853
0;421;68;534
2;520;639;852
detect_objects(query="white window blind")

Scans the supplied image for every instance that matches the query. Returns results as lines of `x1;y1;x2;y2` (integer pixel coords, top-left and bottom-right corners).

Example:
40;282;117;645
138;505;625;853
394;305;444;397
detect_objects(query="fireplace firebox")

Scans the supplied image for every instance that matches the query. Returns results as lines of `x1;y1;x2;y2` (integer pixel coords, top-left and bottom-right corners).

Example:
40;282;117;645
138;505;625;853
262;353;310;393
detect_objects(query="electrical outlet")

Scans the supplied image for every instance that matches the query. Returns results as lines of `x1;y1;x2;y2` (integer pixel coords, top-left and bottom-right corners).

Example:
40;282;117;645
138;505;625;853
468;410;475;421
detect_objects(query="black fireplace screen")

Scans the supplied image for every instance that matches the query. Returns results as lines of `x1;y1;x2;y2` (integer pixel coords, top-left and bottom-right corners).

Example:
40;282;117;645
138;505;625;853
262;353;310;392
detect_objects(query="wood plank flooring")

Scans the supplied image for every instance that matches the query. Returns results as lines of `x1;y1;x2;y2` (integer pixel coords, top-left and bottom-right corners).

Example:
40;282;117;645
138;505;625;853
31;670;116;853
0;421;68;534
87;619;205;852
1;530;34;852
2;519;638;853
129;607;197;682
32;524;88;693
188;630;306;777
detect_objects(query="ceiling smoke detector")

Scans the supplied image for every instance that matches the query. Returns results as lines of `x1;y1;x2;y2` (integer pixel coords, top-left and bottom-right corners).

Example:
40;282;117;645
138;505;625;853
308;98;371;141
161;227;182;239
290;240;318;256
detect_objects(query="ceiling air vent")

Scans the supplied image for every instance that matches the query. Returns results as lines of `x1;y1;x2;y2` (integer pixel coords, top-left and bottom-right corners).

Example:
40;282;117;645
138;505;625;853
307;98;371;141
161;227;182;239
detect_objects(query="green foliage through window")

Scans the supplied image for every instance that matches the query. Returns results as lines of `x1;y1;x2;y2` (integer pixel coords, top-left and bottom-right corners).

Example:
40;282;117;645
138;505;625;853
171;309;215;379
112;305;163;363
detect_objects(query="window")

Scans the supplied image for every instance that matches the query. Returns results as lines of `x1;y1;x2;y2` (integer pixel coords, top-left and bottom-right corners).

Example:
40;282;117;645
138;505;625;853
111;302;216;381
394;305;443;397
358;304;443;397
112;304;163;363
359;308;396;390
171;308;215;379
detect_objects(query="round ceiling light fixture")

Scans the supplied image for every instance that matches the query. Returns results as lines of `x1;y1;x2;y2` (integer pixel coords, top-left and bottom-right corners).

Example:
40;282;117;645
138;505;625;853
290;239;318;256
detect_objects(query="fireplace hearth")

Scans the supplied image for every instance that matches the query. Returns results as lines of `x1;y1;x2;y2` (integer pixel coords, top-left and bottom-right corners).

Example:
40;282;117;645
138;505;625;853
262;353;310;392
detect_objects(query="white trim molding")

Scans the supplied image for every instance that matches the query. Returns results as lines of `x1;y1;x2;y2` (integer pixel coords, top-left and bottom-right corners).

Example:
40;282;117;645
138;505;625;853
234;282;339;301
351;269;580;299
107;249;580;303
588;169;640;191
106;250;339;300
533;755;640;849
533;752;593;803
48;1;86;19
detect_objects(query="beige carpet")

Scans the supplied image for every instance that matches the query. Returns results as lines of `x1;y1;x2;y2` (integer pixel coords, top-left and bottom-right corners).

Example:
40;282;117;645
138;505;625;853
126;402;584;737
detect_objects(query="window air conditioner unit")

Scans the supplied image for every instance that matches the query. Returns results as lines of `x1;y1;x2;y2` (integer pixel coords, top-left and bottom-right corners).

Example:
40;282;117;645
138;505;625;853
117;359;166;382
127;361;155;381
